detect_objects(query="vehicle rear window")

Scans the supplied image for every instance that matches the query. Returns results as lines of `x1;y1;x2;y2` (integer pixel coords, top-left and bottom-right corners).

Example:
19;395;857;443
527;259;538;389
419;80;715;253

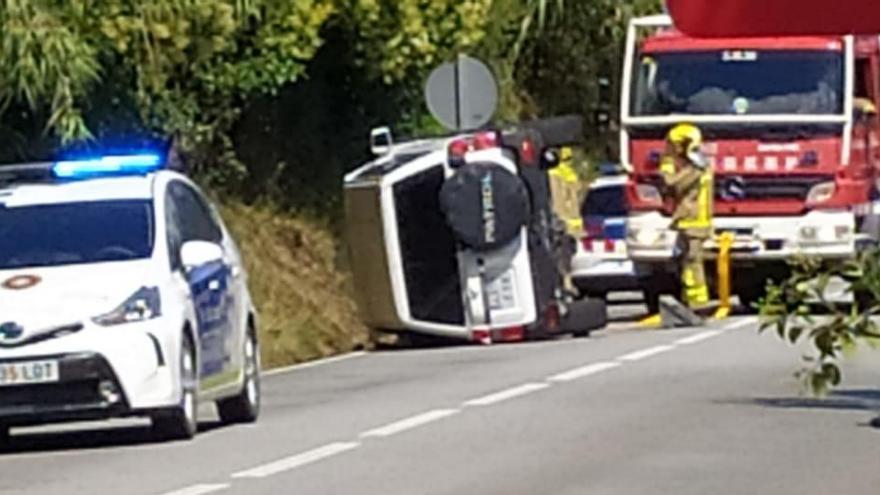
582;186;627;217
0;200;154;269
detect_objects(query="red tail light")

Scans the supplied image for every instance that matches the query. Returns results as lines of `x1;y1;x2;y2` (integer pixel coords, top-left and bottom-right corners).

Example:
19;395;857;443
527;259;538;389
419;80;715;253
473;131;498;150
604;239;615;252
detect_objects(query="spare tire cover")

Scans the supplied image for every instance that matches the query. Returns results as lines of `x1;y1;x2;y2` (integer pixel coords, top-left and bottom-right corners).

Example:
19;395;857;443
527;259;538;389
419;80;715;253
439;163;529;251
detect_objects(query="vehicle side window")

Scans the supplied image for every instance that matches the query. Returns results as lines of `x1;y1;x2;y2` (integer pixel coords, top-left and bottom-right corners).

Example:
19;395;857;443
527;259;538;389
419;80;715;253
168;181;223;245
164;189;184;271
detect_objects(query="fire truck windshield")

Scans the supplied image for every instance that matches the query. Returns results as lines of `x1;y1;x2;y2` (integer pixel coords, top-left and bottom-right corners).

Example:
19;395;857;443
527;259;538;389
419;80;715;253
632;50;844;117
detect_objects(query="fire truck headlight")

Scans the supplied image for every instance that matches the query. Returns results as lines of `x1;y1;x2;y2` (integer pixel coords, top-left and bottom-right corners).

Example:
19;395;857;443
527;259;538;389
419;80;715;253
800;226;818;240
835;225;852;240
806;181;836;204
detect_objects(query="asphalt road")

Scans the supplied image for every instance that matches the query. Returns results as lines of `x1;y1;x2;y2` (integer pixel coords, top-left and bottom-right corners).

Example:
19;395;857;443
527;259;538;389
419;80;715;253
2;304;879;495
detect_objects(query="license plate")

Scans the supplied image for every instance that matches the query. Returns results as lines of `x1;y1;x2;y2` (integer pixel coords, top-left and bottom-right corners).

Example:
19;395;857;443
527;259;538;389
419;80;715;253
0;360;59;387
487;272;518;311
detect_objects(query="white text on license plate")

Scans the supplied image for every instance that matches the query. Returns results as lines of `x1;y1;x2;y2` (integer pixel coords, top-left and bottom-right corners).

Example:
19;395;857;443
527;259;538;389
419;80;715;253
0;360;59;387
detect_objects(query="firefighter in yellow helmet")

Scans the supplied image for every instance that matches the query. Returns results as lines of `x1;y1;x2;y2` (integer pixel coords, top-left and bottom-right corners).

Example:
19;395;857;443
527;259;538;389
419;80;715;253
661;124;713;307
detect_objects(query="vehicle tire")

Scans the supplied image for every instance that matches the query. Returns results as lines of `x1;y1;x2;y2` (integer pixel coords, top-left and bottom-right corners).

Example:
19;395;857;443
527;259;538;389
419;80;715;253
0;424;9;445
217;330;261;424
152;333;198;440
564;298;608;338
645;274;678;315
737;284;765;314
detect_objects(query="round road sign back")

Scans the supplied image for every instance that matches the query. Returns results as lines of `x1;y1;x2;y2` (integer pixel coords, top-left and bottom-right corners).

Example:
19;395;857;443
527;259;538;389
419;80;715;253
425;55;498;131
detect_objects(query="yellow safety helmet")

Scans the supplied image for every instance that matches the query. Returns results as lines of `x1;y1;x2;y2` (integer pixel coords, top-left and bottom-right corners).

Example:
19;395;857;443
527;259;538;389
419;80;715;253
667;123;708;169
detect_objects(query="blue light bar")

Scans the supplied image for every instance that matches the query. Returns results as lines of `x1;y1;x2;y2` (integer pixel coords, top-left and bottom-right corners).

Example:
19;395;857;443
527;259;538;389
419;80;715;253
53;154;163;179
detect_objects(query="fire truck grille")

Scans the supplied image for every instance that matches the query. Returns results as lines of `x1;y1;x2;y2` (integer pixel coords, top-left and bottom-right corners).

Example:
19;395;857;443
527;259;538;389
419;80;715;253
715;175;829;201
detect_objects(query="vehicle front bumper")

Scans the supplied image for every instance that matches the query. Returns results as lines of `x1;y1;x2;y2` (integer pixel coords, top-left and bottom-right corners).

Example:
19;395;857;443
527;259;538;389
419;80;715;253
0;353;129;426
626;210;857;263
0;319;180;426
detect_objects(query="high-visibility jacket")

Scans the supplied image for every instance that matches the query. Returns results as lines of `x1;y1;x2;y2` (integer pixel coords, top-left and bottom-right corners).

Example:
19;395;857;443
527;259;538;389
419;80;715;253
661;158;713;234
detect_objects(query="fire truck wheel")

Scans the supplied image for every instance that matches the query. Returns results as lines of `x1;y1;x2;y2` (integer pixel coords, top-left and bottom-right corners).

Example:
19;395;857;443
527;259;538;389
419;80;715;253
439;163;529;251
736;286;764;313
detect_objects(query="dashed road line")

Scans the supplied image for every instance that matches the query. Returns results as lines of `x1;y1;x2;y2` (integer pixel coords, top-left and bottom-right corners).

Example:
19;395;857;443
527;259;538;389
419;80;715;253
360;409;460;438
463;382;550;407
547;361;621;382
157;318;758;494
160;484;229;495
231;442;360;479
723;317;758;331
675;329;724;345
616;344;676;362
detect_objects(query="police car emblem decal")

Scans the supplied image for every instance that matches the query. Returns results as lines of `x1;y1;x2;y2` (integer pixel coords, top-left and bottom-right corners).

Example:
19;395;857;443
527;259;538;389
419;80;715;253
481;172;496;244
0;322;24;342
2;275;41;290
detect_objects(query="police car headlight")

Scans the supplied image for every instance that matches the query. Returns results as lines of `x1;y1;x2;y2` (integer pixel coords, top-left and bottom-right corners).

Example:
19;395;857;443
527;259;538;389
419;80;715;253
93;287;162;326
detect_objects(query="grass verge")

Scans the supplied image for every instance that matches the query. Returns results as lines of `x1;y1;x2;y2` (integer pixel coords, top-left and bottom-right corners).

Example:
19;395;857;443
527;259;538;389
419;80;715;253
219;201;368;369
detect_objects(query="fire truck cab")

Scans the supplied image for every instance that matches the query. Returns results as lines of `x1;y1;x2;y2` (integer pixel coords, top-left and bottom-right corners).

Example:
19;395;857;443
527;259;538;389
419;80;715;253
621;15;880;308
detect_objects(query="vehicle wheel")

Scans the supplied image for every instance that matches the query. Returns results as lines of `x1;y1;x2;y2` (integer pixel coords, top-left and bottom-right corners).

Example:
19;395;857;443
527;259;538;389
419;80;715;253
152;334;198;440
217;330;261;424
564;298;608;338
0;424;9;444
737;284;765;314
645;274;678;315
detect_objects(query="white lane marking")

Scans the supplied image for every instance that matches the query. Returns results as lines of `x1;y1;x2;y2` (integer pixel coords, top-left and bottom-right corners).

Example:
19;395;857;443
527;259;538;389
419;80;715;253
547;361;621;383
360;409;460;438
675;330;723;346
231;442;360;479
723;317;758;331
616;344;676;362
160;484;229;495
463;382;550;407
262;352;367;377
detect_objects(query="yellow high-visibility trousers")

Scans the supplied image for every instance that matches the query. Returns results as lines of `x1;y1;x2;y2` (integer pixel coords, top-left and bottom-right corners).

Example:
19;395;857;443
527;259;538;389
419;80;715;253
680;235;709;307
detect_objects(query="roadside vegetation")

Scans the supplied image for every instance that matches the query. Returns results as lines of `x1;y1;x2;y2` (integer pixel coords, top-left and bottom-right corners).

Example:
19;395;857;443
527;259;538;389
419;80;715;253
0;0;659;367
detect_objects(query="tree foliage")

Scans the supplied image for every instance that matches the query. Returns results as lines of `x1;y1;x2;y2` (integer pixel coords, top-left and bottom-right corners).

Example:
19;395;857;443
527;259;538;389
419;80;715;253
760;252;880;395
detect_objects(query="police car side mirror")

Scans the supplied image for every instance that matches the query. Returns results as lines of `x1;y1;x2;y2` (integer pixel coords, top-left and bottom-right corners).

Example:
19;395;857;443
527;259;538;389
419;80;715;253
180;240;224;272
370;126;393;156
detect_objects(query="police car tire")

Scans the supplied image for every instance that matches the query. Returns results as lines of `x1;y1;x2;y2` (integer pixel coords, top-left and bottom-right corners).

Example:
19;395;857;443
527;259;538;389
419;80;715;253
152;334;198;440
439;164;529;251
217;330;261;424
564;298;608;337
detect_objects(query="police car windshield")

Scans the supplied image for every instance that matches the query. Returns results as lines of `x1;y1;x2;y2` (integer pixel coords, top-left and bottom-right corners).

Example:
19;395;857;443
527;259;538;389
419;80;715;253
582;186;627;217
0;200;154;269
632;50;844;116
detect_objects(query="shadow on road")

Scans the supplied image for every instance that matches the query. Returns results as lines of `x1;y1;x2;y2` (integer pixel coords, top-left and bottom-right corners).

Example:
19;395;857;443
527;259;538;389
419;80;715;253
724;389;880;425
0;420;226;456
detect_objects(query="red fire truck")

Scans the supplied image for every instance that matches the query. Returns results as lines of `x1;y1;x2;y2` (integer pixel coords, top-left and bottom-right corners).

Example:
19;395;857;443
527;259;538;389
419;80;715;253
622;15;880;308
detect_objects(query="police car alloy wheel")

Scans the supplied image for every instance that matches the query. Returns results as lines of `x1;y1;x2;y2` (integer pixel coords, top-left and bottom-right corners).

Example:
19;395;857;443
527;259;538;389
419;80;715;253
217;330;261;424
152;334;198;440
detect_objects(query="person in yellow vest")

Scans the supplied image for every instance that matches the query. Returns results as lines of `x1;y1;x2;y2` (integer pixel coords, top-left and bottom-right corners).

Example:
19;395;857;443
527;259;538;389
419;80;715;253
660;123;713;307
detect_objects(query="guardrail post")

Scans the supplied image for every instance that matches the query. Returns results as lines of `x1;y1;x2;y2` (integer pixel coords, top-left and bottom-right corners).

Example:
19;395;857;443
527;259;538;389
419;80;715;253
713;232;734;319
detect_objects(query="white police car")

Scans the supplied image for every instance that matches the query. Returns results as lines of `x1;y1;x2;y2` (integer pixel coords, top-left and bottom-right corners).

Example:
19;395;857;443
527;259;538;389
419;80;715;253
0;155;260;442
571;174;647;304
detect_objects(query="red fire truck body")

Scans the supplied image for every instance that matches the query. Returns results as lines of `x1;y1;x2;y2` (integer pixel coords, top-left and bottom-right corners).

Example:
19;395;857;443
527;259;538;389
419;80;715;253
621;15;880;305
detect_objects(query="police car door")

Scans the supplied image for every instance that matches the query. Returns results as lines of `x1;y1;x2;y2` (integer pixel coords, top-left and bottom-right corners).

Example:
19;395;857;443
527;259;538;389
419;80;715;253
166;182;236;386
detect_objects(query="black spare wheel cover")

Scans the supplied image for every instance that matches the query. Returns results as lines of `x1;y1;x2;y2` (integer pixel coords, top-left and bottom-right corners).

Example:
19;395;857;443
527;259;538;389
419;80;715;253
439;163;529;251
